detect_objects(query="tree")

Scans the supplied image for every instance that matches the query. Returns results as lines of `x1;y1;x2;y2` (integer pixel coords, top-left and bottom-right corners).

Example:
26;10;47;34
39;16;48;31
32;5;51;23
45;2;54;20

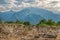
6;21;14;24
56;22;60;26
40;19;47;24
36;19;47;26
58;22;60;24
0;19;2;24
23;21;30;26
0;21;2;24
46;19;55;26
16;20;23;24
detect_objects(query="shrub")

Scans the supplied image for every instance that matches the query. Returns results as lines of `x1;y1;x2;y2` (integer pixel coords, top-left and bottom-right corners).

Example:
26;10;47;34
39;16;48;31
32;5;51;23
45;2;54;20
23;21;30;26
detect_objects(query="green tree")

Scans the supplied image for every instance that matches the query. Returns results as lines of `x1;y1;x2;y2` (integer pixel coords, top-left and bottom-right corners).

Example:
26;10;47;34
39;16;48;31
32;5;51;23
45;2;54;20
40;19;47;24
23;21;30;26
0;19;2;24
56;22;60;26
36;19;47;26
16;20;23;24
6;21;14;24
36;19;56;27
46;19;55;26
0;21;2;24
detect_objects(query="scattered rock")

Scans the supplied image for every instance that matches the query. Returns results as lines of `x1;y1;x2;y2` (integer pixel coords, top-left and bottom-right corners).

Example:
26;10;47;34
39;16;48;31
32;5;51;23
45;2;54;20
0;24;59;40
34;34;41;38
0;27;2;33
43;34;57;38
21;38;26;40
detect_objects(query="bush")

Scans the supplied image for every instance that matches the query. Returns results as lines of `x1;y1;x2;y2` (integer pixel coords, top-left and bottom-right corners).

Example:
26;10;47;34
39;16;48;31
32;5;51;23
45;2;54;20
36;19;57;27
16;20;23;24
23;21;30;26
46;19;56;26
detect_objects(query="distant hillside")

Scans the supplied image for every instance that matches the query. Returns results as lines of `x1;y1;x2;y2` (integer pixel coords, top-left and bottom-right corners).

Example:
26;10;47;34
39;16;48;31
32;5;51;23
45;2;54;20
0;7;60;24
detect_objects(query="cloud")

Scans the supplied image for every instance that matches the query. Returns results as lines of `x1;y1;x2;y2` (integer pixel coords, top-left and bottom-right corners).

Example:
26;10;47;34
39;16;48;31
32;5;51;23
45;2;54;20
5;0;16;3
0;0;60;12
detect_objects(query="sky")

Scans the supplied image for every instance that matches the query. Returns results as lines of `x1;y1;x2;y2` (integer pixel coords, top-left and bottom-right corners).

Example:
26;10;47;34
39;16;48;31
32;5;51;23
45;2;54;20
0;0;60;13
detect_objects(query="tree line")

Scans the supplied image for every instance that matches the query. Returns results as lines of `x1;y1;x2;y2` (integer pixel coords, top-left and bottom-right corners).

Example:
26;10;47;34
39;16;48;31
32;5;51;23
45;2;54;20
0;19;60;27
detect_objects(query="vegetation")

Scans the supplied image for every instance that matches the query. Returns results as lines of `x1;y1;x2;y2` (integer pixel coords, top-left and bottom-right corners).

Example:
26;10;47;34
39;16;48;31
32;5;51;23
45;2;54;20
37;19;60;27
36;19;48;27
5;21;15;24
56;22;60;26
15;20;23;24
0;19;60;27
46;19;56;26
23;21;31;26
0;21;2;24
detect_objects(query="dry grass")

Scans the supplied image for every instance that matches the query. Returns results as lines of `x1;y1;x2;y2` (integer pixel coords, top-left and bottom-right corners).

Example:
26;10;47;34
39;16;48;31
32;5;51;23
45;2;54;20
0;24;60;40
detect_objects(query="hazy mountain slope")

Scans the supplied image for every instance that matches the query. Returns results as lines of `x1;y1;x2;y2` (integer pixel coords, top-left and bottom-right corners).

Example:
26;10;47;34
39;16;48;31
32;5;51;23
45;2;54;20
0;7;60;24
0;11;16;22
15;7;60;22
22;14;44;24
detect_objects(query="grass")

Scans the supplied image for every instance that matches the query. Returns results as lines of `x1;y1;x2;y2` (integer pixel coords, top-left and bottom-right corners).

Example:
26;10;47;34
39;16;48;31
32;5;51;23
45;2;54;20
0;23;59;40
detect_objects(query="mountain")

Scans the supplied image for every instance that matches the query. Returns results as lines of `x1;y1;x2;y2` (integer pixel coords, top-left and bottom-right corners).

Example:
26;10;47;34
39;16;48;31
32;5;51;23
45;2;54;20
22;14;44;24
0;7;60;24
0;11;16;22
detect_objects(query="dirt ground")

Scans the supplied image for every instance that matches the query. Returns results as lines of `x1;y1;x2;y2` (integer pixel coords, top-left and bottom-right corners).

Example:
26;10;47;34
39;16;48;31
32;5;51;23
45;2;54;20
0;24;60;40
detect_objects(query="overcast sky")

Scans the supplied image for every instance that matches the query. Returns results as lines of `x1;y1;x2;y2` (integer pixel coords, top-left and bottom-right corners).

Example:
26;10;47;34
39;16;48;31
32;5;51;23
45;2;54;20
0;0;60;13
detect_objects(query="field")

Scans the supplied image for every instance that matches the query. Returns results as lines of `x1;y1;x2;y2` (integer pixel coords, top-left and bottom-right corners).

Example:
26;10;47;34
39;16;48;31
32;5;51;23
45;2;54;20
0;24;60;40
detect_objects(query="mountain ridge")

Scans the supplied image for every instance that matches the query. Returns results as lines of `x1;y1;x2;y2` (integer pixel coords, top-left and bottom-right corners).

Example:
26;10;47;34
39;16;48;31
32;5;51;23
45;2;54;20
0;7;60;24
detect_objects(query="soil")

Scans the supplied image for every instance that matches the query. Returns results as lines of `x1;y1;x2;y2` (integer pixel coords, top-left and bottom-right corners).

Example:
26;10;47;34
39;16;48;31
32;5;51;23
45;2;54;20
0;24;60;40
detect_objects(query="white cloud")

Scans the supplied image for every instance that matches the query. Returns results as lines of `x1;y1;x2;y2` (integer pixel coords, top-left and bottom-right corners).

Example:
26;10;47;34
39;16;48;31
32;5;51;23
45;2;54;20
0;0;60;13
0;5;10;12
5;0;16;3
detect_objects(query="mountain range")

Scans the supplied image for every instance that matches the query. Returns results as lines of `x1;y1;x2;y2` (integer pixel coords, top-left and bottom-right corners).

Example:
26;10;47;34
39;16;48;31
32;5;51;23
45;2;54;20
0;7;60;24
